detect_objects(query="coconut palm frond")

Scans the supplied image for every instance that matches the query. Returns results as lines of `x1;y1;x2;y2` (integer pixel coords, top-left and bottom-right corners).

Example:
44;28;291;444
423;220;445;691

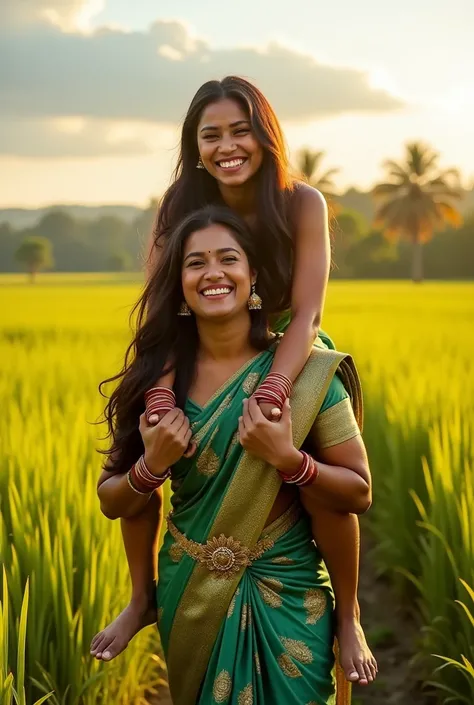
295;148;340;197
436;202;463;228
315;168;341;193
372;182;407;200
318;167;340;182
406;141;439;176
439;167;462;183
426;177;463;200
373;141;463;280
374;198;408;229
380;159;408;182
297;149;324;181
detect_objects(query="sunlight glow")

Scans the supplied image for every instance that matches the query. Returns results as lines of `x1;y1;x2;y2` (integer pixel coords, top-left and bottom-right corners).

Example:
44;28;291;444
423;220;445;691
368;67;400;97
437;84;474;116
52;117;87;134
75;0;106;31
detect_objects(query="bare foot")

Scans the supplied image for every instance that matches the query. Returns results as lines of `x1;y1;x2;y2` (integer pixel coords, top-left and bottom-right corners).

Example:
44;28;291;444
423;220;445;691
337;616;378;685
90;600;156;662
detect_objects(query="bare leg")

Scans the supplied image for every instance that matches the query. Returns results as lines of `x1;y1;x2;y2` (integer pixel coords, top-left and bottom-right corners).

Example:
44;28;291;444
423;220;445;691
90;491;162;661
300;497;377;685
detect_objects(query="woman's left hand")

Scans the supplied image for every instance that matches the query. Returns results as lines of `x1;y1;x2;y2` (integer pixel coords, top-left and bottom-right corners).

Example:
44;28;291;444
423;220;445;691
238;398;296;468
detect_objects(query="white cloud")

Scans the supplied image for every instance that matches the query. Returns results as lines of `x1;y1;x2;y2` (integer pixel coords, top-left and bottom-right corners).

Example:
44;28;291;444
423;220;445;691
0;118;151;157
0;0;104;30
0;13;405;158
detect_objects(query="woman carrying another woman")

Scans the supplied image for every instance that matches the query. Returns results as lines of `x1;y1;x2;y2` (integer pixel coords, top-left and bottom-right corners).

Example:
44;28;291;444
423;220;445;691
94;206;376;704
91;75;376;689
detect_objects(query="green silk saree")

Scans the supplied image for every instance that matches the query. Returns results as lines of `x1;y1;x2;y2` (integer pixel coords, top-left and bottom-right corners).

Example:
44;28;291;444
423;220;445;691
156;339;362;705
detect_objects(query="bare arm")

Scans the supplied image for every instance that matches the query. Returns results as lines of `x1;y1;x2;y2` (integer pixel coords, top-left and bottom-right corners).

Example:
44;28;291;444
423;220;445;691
240;398;371;515
269;186;330;381
97;409;190;519
301;432;371;514
97;466;158;520
280;433;371;515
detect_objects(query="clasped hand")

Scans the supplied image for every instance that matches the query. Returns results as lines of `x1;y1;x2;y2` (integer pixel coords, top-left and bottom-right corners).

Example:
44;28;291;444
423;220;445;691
239;397;295;468
139;408;192;476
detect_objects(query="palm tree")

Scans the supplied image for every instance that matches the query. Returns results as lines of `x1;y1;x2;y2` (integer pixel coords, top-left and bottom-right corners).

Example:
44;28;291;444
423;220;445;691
296;149;340;203
373;142;463;282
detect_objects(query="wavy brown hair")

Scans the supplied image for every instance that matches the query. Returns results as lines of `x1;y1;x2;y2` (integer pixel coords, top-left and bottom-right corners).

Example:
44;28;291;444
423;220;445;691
154;75;298;313
101;205;271;474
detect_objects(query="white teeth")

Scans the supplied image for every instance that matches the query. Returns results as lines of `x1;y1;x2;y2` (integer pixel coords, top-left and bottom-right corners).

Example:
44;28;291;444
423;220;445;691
202;287;232;296
219;159;245;169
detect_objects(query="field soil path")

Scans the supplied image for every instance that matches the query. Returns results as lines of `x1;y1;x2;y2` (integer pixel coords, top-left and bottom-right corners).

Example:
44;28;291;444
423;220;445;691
352;531;433;705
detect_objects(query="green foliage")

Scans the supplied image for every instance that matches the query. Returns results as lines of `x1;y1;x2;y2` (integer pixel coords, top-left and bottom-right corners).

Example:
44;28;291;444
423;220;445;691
0;196;473;279
108;251;132;272
331;209;370;276
428;580;474;703
328;281;473;702
0;281;166;702
372;141;463;281
0;277;473;702
0;202;156;275
15;236;54;279
1;569;54;704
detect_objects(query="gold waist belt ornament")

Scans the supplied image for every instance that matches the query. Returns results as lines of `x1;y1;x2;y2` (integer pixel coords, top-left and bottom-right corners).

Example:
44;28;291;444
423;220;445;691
166;515;275;579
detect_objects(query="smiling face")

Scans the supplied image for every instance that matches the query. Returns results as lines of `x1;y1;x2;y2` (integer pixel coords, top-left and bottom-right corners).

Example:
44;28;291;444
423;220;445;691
181;223;255;321
197;98;264;188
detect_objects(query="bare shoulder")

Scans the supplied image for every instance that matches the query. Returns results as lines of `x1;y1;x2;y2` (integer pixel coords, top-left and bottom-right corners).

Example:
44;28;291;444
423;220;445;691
289;183;329;245
292;182;328;225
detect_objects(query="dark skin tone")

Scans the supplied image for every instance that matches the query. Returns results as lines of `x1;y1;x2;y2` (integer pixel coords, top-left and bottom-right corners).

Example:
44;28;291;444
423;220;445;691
152;99;330;418
90;226;377;685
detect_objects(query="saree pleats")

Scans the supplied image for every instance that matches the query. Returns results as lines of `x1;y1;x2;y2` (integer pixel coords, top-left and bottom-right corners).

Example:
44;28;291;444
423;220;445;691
199;505;336;705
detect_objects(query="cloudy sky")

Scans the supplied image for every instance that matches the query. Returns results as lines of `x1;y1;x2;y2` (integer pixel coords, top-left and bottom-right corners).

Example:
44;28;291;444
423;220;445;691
2;0;473;206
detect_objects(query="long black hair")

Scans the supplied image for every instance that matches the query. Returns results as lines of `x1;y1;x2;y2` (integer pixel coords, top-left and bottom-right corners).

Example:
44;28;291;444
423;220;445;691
101;205;270;474
154;76;297;313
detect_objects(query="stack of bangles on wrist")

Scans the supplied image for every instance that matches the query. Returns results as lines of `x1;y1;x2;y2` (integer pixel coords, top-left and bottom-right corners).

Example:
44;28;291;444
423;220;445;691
127;454;171;495
253;373;293;412
144;386;176;421
278;450;319;487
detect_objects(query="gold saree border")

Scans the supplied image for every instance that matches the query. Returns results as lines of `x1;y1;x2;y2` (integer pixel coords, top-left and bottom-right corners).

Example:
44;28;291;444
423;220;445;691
167;344;362;705
314;398;360;449
334;639;352;705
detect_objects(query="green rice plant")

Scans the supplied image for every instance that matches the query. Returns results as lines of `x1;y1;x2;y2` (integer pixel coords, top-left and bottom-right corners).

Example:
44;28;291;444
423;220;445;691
0;276;473;703
325;281;474;700
0;298;166;702
408;416;474;700
1;567;53;704
427;580;474;704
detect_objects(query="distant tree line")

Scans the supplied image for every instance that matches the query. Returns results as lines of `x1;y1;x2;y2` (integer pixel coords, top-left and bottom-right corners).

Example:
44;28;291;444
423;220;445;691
0;203;156;275
1;203;472;281
1;141;473;280
329;208;474;279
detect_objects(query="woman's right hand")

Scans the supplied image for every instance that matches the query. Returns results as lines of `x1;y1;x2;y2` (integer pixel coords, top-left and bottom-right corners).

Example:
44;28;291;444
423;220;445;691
139;408;192;476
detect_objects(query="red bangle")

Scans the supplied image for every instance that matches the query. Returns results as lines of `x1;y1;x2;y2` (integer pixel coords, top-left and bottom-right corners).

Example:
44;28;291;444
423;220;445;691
128;455;171;494
145;387;176;421
253;373;293;411
278;451;319;487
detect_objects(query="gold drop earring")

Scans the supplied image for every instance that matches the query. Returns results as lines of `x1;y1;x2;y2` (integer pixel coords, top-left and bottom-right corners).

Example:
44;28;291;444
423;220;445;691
178;301;192;316
248;282;262;310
